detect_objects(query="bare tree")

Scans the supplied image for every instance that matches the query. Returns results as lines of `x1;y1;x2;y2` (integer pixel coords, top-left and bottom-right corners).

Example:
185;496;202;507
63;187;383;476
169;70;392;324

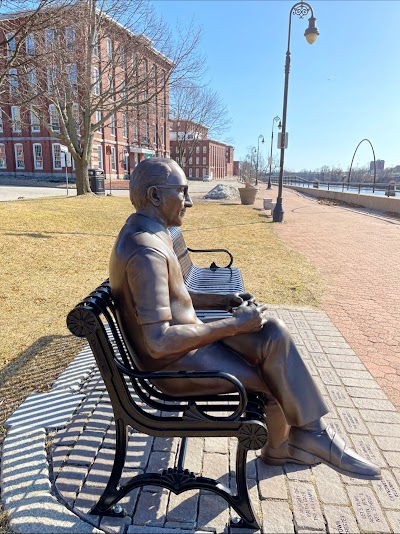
1;0;204;194
0;0;74;89
170;82;231;163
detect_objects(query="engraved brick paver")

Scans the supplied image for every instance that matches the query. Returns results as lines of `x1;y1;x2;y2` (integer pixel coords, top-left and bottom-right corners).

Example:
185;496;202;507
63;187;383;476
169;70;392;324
372;470;400;509
289;482;325;532
323;505;360;534
347;486;391;533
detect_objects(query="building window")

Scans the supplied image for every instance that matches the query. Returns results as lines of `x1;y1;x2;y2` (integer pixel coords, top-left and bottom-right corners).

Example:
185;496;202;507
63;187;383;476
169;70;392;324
14;143;24;169
6;33;16;57
121;79;126;99
67;64;78;92
45;28;55;47
28;67;37;91
52;143;62;169
202;157;206;165
196;168;199;178
47;67;56;94
203;146;207;153
33;144;43;169
9;68;18;97
143;122;148;143
196;146;200;153
133;120;138;140
176;157;179;164
49;104;60;132
188;168;192;178
161;124;165;146
65;27;76;50
106;38;112;61
72;103;80;134
153;124;157;144
203;168;207;177
108;75;115;100
123;148;129;172
111;146;116;170
26;34;35;55
196;157;199;165
0;108;3;133
120;47;126;70
97;145;103;169
189;157;192;164
93;67;100;95
109;113;115;135
30;110;40;132
11;106;21;133
122;113;128;138
95;110;102;132
93;35;99;57
0;144;6;168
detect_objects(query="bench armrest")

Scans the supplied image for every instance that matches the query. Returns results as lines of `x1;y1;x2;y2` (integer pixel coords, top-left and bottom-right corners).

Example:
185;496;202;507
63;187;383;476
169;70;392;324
187;246;234;269
114;360;247;420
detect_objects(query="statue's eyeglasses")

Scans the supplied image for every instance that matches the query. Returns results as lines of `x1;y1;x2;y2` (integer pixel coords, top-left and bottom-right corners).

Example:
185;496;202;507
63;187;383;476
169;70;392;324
156;185;189;196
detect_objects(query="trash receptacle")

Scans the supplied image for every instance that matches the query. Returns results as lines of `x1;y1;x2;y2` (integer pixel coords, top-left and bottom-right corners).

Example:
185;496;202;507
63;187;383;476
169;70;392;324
88;168;105;196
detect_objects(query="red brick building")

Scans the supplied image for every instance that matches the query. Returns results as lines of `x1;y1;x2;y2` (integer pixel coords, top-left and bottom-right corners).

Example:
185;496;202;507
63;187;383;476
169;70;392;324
0;10;171;182
169;119;234;180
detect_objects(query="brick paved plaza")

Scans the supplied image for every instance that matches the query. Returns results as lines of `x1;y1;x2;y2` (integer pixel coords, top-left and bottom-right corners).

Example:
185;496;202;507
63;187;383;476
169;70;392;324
2;186;400;533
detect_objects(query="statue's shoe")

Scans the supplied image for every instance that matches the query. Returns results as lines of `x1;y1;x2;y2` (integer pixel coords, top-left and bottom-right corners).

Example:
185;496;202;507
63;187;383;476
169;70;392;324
260;441;320;466
288;424;381;480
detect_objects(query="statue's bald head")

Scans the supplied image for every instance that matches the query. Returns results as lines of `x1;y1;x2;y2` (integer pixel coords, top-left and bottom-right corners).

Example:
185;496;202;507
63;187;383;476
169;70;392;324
129;158;182;209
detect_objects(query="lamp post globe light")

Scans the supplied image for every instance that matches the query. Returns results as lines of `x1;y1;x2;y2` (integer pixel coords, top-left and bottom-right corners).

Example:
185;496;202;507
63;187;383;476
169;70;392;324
255;134;265;186
273;1;319;223
267;116;281;189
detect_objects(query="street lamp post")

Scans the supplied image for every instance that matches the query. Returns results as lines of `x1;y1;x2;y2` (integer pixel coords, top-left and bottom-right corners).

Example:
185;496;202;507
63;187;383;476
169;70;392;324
255;134;264;186
273;2;319;222
251;147;257;181
267;116;281;189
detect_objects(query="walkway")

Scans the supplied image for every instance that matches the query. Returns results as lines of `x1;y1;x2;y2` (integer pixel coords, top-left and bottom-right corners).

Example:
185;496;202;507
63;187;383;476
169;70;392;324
268;188;400;410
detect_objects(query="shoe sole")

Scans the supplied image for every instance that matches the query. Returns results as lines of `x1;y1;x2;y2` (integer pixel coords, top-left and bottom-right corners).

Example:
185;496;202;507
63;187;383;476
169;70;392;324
288;444;382;480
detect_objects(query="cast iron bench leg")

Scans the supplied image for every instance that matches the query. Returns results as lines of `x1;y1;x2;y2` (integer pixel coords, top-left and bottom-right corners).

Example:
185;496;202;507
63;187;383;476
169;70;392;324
90;417;128;516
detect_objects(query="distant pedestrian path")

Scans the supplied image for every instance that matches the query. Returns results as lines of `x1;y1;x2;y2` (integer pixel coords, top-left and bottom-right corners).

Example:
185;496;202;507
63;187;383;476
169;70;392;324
271;188;400;410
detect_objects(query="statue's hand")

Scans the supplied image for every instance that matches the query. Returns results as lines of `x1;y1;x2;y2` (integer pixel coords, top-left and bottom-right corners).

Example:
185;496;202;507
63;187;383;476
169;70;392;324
226;292;256;312
232;302;269;333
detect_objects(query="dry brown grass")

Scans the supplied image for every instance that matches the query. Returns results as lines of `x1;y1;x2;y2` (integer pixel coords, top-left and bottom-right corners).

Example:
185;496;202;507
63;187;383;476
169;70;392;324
0;195;324;424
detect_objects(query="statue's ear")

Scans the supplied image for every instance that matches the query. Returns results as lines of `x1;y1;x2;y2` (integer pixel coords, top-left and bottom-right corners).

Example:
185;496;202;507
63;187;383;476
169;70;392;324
147;185;161;206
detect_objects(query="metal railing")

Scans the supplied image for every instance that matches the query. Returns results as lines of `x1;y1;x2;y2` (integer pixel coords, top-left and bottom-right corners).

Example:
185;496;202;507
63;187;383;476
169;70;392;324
270;177;398;197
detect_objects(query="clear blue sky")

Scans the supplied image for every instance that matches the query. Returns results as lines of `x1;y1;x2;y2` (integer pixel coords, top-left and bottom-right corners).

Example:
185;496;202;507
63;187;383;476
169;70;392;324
154;0;400;172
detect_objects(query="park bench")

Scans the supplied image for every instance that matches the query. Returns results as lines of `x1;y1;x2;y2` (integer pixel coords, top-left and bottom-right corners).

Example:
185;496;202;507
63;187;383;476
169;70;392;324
67;280;268;530
169;226;244;294
169;226;245;321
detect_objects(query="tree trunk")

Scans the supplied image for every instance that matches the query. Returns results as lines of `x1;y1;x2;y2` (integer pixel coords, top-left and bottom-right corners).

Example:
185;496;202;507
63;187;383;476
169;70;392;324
74;159;91;195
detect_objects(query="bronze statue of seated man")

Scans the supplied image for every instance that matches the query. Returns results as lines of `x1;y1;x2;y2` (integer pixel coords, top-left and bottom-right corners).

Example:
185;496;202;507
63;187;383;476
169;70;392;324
109;157;380;479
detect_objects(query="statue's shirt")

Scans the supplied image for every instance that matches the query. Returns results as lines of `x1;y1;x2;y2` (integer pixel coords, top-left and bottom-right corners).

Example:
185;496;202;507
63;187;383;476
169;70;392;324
109;213;198;371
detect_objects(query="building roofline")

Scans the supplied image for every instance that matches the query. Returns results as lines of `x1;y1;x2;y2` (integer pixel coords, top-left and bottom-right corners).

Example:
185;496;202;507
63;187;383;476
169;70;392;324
0;6;174;67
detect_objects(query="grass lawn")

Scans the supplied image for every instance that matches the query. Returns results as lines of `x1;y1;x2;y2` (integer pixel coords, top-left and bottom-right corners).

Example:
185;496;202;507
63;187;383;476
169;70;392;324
0;194;324;426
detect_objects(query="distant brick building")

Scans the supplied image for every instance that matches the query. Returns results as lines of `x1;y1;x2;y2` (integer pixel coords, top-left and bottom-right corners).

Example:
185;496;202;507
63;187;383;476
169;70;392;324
0;10;171;182
169;119;234;180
